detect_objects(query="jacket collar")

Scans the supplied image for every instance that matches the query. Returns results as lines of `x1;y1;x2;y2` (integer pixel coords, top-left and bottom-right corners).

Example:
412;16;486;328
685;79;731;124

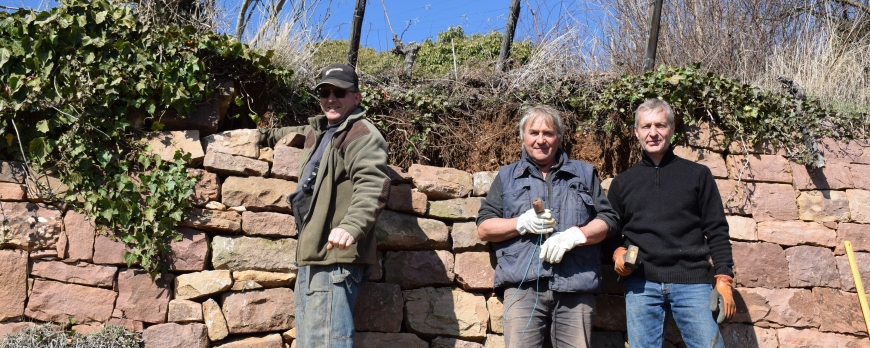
309;107;367;132
512;149;581;179
640;147;677;167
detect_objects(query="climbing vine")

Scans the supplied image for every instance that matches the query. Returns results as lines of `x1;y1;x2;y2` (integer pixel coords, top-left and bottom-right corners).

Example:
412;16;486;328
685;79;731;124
0;0;293;277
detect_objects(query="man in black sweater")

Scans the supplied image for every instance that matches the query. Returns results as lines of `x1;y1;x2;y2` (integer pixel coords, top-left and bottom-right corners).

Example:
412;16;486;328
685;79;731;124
607;98;735;348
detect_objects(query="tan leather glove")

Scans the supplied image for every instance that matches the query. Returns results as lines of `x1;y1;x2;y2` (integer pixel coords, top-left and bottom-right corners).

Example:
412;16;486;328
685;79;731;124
709;274;736;323
612;246;633;277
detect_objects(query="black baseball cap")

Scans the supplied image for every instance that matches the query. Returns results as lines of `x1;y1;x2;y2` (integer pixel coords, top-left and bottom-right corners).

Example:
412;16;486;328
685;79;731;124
313;63;359;91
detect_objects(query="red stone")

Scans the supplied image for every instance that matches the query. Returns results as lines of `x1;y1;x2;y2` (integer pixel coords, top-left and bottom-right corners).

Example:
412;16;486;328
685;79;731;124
114;270;174;323
166;227;209;271
25;280;116;324
353;282;403;333
0;249;27;321
732;242;789;288
748;183;799;221
60;211;95;261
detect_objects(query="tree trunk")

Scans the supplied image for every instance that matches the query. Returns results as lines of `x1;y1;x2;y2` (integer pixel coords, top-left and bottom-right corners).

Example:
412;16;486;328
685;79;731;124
347;0;367;67
497;0;521;72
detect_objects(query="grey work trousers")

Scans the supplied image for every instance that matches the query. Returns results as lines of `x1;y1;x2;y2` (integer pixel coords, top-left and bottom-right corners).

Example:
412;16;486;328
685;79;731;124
502;281;596;348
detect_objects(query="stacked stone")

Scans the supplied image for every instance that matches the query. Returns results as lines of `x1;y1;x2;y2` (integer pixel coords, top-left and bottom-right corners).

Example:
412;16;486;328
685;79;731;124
2;118;870;348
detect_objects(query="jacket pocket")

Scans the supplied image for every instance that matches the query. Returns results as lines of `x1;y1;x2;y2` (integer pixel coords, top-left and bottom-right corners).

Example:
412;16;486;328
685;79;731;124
494;237;544;287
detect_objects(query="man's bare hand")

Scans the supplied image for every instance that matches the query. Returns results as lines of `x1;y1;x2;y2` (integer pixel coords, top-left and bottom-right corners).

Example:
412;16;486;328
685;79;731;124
326;228;355;250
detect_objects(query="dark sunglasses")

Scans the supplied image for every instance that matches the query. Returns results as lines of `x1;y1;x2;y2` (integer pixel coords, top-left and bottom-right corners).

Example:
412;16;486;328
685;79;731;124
317;89;349;98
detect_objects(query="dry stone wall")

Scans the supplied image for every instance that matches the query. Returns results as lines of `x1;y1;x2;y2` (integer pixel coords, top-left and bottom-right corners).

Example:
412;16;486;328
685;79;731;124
1;122;870;348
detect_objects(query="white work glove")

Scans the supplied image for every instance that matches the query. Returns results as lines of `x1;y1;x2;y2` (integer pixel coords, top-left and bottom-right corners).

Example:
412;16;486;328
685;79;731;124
516;208;556;235
540;227;587;263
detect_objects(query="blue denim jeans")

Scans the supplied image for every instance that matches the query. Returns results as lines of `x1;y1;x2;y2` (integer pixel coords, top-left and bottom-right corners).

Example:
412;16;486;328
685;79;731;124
502;281;595;348
624;277;724;348
295;264;367;348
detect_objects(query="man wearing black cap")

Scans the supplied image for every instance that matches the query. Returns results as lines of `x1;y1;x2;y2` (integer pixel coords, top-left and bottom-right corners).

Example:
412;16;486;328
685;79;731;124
259;63;391;347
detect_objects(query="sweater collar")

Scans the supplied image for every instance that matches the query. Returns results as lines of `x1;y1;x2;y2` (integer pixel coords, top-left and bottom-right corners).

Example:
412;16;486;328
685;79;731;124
640;147;677;167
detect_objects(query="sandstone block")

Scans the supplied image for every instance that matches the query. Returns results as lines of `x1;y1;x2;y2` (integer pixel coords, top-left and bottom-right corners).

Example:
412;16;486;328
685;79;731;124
204;151;269;176
683;121;727;152
30;261;116;288
755;288;818;327
25;280;116;324
211;235;297;272
452;221;488;252
730;139;786;156
732;288;771;324
428;197;484;221
777;327;867;348
409;164;473;199
0;322;36;340
0;183;26;201
25;173;68;203
792;161;854;190
486;296;504;334
786;246;840;288
0;249;27;321
728;154;793;183
92;232;130;265
167;227;209;271
484;334;505;348
145;130;205;165
732;242;789;288
813;287;867;335
836;253;870;293
0;202;62;251
222;288;294;334
387;165;414;184
673;146;729;178
385;250;455;289
168;299;203;323
748;183;799;221
0;161;26;183
403;287;488;339
202;129;260;158
375;210;450;250
115;270;174;323
108;318;144;332
60;211;95;261
222;176;295;212
836;223;870;254
142;323;209;348
472;171;498;197
175;270;233;300
387;185;428;216
188;169;220;206
716;179;750;215
355;332;428;348
454;252;495;291
593;295;626;332
371;250;384;282
232;270;295;290
202;298;228;341
797;190;850;222
846;189;870;223
214;334;284;348
757;220;836;247
727;215;756;241
848;163;870;190
431;337;484;348
180;208;241;233
30;249;58;260
241;211;297;237
720;323;778;348
353;282;403;333
270;145;303;180
258;147;273;162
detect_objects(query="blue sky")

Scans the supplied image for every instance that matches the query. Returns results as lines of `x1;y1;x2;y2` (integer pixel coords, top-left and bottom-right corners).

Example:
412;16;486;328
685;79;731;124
2;0;600;51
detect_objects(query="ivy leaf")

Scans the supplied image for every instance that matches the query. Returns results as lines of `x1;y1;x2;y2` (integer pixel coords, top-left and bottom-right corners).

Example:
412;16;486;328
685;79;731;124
0;48;10;69
29;137;48;161
36;120;50;133
144;208;155;222
666;74;684;85
95;11;108;24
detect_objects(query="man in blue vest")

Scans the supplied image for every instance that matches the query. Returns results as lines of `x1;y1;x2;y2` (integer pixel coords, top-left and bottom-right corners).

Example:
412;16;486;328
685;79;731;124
477;105;618;347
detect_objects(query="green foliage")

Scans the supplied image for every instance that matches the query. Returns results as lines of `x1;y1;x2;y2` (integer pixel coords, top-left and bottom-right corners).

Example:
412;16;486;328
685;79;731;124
309;27;534;79
582;64;864;164
0;323;141;348
414;26;534;78
0;0;292;277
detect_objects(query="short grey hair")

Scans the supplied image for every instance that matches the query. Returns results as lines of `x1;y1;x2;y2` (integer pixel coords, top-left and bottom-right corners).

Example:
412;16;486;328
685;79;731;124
518;105;565;141
634;98;675;128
